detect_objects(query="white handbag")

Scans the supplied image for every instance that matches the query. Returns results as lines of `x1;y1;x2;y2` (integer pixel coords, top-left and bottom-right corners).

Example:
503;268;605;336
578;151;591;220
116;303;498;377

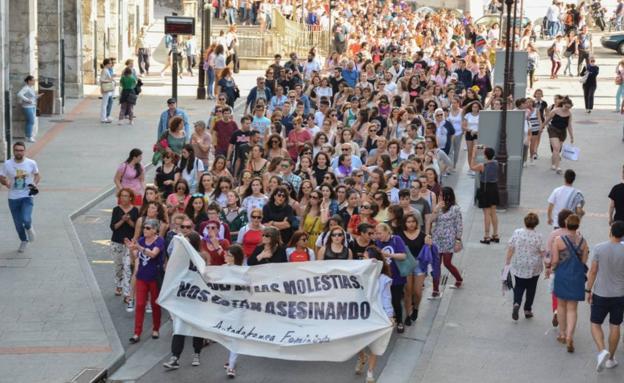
561;143;580;161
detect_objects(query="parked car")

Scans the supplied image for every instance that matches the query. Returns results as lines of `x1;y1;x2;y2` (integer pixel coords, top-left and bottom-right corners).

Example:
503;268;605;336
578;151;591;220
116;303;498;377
601;32;624;55
475;14;532;30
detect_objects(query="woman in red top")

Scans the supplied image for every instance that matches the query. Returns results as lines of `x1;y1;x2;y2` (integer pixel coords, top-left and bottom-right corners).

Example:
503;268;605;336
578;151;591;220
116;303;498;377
347;201;379;236
236;208;264;260
286;231;315;262
201;219;230;265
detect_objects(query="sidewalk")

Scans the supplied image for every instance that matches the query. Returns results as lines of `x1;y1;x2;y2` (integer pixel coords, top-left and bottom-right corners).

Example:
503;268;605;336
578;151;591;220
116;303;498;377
0;18;262;382
397;107;624;383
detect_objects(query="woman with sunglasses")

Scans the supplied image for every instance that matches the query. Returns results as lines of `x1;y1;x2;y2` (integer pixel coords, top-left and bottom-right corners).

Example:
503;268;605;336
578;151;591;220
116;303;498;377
134;201;168;240
265;134;289;160
318;226;353;260
543;97;574;175
302;190;327;251
286;231;316;262
262;186;296;243
374;222;408;333
125;218;164;343
236;208;265;259
200;219;231;266
183;195;208;232
220;191;247;239
347;201;379;237
248;226;287;265
166;179;191;214
155;152;180;199
110;188;139;302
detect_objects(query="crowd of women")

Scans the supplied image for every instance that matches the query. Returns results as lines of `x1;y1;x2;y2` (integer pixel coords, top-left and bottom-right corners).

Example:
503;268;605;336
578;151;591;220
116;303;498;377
102;2;612;381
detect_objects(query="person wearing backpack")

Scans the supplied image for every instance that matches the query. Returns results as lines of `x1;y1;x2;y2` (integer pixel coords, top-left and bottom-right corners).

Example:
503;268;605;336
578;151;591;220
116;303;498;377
547;169;585;228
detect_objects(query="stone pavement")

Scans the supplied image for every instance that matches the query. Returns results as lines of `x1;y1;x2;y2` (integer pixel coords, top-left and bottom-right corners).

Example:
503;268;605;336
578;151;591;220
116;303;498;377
0;16;262;381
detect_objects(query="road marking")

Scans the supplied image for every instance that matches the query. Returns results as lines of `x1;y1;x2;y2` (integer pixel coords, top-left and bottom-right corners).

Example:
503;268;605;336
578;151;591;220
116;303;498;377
92;240;111;246
91;260;114;264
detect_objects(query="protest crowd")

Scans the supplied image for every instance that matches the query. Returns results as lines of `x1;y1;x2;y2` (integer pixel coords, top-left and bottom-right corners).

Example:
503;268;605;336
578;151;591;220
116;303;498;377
85;0;624;381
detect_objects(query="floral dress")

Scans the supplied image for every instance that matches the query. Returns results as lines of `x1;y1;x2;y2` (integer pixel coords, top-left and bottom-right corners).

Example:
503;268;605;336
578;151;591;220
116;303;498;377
431;205;463;253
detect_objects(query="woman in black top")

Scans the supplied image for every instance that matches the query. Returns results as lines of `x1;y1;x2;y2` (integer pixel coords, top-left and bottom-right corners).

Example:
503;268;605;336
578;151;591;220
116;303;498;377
349;223;375;260
154;152;179;199
543;97;574;175
262;186;296;243
318;226;353;260
580;57;599;113
110;188;139;301
248;227;287;265
400;213;426;325
312;152;331;186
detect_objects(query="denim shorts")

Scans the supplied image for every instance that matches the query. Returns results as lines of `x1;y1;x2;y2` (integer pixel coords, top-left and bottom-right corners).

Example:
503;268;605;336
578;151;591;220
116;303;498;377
412;261;427;276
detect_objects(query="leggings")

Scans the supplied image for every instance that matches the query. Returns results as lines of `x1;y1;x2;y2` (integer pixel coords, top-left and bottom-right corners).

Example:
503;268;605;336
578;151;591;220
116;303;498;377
134;279;161;336
432;252;463;292
391;284;404;324
171;335;204;358
513;275;539;311
583;84;596;110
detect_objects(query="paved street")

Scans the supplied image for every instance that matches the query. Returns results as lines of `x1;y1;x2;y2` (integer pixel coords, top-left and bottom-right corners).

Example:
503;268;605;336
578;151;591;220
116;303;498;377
1;8;624;383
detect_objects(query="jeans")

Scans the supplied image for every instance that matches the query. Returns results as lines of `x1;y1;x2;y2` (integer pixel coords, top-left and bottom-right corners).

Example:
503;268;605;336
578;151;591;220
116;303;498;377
226;8;236;25
137;49;150;74
101;91;113;121
22;107;36;139
207;67;215;97
616;15;623;31
513;275;539;311
238;7;247;23
583;84;596;110
171;334;204;358
547;21;557;37
616;83;624;111
134;279;161;336
8;197;34;242
563;54;573;75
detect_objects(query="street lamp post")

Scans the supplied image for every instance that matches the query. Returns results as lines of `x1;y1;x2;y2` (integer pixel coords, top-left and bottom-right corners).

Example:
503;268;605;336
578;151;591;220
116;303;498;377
197;0;207;99
498;0;515;209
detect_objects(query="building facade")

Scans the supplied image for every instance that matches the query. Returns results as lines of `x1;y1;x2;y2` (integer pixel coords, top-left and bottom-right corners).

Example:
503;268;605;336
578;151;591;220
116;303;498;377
0;0;154;161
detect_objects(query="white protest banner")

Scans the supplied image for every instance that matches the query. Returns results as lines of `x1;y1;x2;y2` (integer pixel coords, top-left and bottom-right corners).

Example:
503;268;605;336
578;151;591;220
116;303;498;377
157;236;393;361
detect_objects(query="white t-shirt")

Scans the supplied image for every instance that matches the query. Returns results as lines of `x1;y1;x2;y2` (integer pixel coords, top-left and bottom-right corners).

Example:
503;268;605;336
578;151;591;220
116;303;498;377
464;113;479;134
547;185;575;227
1;158;39;199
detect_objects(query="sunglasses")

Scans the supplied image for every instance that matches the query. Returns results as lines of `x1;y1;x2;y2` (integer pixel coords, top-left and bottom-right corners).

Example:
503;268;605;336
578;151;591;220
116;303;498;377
262;233;272;238
276;193;286;197
361;205;371;209
271;140;280;144
180;225;193;229
143;226;153;230
341;148;350;151
192;193;204;198
331;232;344;237
281;164;290;168
251;215;262;219
310;195;319;199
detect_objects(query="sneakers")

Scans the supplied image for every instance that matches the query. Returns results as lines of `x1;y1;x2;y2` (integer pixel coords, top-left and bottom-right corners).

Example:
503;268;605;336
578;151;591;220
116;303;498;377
227;367;236;378
606;359;619;369
126;299;135;313
596;349;610;372
146;302;152;314
192;353;200;366
26;137;36;143
26;227;35;242
366;370;375;383
18;241;28;253
427;292;442;300
163;356;180;370
512;304;520;321
355;354;367;375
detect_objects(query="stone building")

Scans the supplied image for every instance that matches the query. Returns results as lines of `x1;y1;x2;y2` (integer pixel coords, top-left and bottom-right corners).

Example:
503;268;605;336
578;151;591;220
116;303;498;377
0;0;155;161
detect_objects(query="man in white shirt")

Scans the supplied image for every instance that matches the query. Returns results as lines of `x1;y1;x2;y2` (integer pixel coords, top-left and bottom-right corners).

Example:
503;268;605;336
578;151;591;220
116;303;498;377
0;141;41;252
547;169;582;227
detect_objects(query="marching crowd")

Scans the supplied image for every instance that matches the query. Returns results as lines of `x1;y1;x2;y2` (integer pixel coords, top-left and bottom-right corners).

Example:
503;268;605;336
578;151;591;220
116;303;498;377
4;1;624;382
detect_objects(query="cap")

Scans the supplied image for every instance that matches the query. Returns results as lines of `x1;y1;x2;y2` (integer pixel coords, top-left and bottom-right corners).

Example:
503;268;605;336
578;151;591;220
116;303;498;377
167;98;177;104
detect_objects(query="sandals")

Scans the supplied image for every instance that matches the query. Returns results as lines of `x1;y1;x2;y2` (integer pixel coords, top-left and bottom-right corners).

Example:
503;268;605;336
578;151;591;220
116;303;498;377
480;237;491;245
556;334;566;344
491;235;500;243
566;338;575;353
115;287;122;296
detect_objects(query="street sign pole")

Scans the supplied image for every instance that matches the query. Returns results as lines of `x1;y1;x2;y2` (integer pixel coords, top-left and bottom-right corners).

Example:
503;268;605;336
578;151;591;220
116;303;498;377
172;34;178;100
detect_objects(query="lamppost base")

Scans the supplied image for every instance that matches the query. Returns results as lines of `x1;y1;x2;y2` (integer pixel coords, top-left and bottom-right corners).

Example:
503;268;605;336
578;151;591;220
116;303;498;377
197;87;207;100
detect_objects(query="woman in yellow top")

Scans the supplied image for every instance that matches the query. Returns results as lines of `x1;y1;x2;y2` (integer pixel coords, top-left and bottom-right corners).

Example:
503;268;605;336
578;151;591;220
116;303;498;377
301;190;327;251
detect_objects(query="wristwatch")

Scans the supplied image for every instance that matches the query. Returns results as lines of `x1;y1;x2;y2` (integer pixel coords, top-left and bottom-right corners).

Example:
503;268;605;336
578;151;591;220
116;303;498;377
585;288;591;293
